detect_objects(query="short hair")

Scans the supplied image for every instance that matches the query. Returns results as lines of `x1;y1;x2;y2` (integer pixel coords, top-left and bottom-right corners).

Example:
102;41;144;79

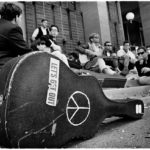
0;2;22;21
137;46;146;52
89;33;99;42
41;19;48;23
123;41;130;46
49;24;59;32
40;35;51;47
104;41;111;46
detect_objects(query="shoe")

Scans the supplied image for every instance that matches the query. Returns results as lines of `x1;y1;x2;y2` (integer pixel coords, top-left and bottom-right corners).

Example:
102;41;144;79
115;67;121;74
120;67;129;76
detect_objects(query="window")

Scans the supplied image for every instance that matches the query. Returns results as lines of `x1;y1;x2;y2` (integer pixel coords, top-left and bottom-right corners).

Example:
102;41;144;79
66;8;72;39
51;4;55;24
32;2;37;28
81;12;86;42
106;2;111;21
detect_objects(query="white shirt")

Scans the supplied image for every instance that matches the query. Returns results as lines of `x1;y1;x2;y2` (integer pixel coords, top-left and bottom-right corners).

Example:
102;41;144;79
117;49;136;63
88;42;103;57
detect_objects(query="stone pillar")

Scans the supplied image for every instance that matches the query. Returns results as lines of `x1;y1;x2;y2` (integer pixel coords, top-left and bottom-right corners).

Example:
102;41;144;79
97;1;111;44
80;2;125;48
80;2;111;44
139;2;150;46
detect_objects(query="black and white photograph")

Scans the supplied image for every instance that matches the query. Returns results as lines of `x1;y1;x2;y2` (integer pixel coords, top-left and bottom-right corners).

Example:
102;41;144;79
0;0;149;148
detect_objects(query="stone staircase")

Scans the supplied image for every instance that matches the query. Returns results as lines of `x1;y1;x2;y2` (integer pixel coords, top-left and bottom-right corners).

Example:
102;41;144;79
103;85;150;107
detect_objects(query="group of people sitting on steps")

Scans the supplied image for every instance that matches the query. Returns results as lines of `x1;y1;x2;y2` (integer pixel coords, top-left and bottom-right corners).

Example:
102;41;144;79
75;34;150;85
0;2;150;85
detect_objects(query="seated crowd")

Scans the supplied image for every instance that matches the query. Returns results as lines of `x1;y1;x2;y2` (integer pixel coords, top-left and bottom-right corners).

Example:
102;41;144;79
1;2;150;86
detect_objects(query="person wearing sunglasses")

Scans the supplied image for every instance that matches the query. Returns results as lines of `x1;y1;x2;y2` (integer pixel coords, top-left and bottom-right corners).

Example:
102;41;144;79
103;41;114;57
75;33;117;75
36;35;69;67
134;46;150;85
36;36;50;52
103;41;120;73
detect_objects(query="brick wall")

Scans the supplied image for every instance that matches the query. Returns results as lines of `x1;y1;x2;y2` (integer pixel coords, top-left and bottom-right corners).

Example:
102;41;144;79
25;2;85;54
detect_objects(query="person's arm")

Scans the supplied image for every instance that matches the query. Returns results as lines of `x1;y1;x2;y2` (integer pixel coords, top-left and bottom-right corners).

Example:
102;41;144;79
85;49;98;57
103;49;107;56
31;28;39;41
141;67;150;74
128;51;137;64
117;50;123;57
135;60;143;76
8;26;32;55
76;43;102;57
75;43;89;54
50;39;62;52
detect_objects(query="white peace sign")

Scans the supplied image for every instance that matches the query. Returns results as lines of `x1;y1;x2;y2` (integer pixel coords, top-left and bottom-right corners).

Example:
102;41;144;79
66;91;90;126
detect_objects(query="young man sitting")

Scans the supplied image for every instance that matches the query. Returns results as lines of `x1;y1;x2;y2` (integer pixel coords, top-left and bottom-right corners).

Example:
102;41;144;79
75;33;118;75
135;46;150;85
117;41;137;76
103;41;120;73
35;24;69;67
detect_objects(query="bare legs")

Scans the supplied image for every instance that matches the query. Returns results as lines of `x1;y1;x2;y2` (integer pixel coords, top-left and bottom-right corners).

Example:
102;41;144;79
97;58;116;75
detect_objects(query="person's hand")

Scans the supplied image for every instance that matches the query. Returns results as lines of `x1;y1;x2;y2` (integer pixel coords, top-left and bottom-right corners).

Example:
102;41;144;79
138;55;143;61
50;39;62;52
49;39;54;46
85;49;95;57
112;53;118;59
141;67;150;73
143;52;148;60
139;59;144;65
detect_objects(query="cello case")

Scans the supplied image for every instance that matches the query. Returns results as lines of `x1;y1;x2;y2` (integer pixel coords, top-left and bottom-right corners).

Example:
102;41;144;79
0;51;144;148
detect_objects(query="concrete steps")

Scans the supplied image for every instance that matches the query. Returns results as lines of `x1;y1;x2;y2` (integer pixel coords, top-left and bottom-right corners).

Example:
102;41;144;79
103;85;150;99
72;68;127;88
103;85;150;108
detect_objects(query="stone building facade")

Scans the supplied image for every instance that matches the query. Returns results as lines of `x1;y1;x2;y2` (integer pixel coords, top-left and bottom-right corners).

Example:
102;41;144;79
24;2;85;53
1;1;150;52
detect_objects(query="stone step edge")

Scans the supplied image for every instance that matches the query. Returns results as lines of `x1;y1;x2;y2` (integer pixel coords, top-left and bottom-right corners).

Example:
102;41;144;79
103;85;150;99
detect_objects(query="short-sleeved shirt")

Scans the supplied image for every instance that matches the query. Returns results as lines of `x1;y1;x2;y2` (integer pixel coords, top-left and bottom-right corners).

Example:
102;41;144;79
117;49;136;62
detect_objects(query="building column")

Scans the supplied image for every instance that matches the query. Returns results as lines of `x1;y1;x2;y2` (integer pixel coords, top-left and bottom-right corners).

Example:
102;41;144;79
97;1;111;44
80;2;111;44
139;2;150;46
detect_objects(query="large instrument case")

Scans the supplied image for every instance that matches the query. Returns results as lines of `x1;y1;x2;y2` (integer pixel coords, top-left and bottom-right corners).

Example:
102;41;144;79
0;52;144;148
